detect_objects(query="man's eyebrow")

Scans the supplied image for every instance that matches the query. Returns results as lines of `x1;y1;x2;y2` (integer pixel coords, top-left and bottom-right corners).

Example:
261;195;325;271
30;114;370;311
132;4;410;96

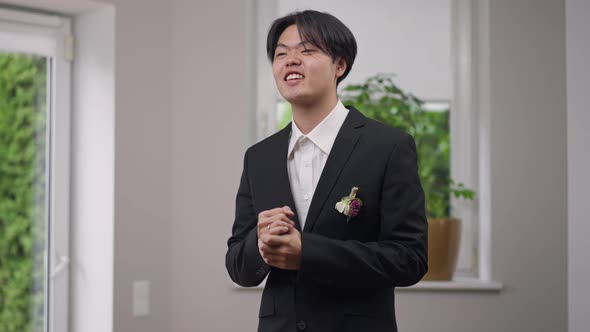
275;41;313;50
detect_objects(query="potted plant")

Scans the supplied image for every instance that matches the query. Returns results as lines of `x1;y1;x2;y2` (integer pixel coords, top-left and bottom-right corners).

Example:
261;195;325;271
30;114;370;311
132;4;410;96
340;74;475;281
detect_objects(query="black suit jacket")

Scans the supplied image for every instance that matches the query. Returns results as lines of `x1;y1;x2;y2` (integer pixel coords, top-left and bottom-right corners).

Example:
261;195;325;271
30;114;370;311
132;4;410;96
226;106;428;332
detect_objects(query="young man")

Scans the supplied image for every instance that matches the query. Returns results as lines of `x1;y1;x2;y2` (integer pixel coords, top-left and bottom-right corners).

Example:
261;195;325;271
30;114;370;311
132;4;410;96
226;10;428;332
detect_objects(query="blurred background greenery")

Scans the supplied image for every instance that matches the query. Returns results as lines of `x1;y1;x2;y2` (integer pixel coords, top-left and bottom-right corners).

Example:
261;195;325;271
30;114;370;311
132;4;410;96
277;74;474;218
0;53;47;332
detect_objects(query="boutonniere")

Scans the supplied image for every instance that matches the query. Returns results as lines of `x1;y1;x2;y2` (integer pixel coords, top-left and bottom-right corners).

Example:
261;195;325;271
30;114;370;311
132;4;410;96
335;187;363;222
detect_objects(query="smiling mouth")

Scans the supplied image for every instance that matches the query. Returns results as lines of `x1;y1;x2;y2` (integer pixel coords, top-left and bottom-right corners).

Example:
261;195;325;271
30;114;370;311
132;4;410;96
285;73;305;81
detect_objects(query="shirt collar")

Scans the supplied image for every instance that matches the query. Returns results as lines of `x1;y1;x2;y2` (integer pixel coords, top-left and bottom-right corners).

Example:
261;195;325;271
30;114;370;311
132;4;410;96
287;99;349;159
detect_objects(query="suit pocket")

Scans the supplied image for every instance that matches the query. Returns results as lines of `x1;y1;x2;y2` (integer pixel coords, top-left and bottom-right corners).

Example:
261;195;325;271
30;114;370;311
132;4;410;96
258;289;275;318
342;296;378;318
340;313;378;331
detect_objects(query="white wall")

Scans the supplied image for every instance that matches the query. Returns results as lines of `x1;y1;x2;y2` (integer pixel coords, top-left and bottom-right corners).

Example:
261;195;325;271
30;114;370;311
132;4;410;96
59;0;175;331
566;0;590;331
277;0;452;100
70;5;115;332
73;0;175;331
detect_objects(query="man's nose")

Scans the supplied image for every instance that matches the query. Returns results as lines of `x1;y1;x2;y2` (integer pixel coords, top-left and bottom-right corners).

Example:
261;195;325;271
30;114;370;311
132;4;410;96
286;54;301;66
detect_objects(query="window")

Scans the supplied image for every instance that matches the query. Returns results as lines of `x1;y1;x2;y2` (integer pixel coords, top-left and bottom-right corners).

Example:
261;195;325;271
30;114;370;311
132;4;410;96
252;0;484;282
0;7;71;331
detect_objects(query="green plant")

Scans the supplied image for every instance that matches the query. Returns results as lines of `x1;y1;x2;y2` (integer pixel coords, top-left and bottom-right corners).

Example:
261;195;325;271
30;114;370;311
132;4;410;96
0;53;47;331
340;74;474;218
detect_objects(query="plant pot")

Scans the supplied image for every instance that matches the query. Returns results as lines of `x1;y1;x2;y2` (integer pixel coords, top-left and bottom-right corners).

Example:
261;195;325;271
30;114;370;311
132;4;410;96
422;217;461;281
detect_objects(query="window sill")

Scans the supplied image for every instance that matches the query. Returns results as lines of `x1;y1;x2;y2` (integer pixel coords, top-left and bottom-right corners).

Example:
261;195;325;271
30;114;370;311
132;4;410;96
233;277;502;292
397;277;503;292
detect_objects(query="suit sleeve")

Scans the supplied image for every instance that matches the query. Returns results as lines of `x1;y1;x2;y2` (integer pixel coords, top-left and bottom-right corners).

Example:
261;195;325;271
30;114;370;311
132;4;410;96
225;148;271;287
296;133;428;288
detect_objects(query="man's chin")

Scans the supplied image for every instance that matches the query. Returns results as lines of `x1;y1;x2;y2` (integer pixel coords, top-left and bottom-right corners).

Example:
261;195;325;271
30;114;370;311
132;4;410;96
281;94;314;107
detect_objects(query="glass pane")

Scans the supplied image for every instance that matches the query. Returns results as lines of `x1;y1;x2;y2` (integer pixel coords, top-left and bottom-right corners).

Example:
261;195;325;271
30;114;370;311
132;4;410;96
0;52;48;332
417;102;451;218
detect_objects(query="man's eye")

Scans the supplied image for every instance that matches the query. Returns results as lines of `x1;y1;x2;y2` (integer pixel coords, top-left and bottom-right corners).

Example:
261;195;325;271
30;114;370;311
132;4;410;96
302;49;314;54
275;53;286;58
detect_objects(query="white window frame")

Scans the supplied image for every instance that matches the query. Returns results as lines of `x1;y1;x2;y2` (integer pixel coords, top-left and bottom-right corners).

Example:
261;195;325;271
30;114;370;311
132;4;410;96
0;7;72;332
239;0;500;290
450;0;493;284
254;0;280;142
450;0;480;277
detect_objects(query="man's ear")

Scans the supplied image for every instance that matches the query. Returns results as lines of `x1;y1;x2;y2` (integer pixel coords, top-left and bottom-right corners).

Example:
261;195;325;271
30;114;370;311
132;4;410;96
335;57;347;79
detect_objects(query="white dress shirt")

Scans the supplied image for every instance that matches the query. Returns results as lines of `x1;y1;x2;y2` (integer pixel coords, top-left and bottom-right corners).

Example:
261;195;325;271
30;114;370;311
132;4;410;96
287;100;349;230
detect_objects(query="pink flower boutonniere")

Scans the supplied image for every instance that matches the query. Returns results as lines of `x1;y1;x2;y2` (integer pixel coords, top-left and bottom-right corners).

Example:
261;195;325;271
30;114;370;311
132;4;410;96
335;187;363;222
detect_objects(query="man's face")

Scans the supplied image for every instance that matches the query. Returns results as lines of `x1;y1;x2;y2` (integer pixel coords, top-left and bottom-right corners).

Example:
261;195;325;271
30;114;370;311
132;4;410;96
272;24;345;106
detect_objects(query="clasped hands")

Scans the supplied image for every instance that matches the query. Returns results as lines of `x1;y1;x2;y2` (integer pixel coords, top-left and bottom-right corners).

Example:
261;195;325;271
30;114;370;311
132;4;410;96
257;206;301;270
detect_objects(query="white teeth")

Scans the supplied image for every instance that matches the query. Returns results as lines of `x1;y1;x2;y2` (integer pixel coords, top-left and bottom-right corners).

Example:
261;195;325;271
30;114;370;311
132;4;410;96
286;73;304;81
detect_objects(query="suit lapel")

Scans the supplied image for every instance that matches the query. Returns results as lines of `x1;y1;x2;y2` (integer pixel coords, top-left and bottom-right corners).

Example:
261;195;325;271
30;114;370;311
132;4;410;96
271;106;367;233
303;106;367;233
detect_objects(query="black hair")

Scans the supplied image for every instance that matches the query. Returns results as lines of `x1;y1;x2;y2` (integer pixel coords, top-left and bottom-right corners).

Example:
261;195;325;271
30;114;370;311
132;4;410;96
266;10;357;85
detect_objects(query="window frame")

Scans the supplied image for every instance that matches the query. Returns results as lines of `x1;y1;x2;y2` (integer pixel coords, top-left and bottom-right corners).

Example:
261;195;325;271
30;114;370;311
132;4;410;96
450;0;480;276
0;7;72;332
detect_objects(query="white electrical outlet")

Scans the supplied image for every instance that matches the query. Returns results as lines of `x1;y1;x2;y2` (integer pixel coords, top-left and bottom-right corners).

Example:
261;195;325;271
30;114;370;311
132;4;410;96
133;280;150;317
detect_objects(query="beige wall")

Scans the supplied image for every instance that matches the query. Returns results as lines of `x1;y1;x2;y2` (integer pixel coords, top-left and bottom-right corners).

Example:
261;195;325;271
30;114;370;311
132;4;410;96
397;1;568;331
567;0;590;331
166;0;568;332
108;0;570;331
106;0;173;331
168;0;258;330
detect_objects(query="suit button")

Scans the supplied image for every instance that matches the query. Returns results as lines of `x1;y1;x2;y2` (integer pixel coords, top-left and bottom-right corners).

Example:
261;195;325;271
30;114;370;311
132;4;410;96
297;320;307;330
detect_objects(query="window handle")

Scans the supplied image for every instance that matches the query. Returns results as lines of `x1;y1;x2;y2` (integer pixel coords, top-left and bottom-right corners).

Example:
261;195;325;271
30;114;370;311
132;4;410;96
50;254;70;279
